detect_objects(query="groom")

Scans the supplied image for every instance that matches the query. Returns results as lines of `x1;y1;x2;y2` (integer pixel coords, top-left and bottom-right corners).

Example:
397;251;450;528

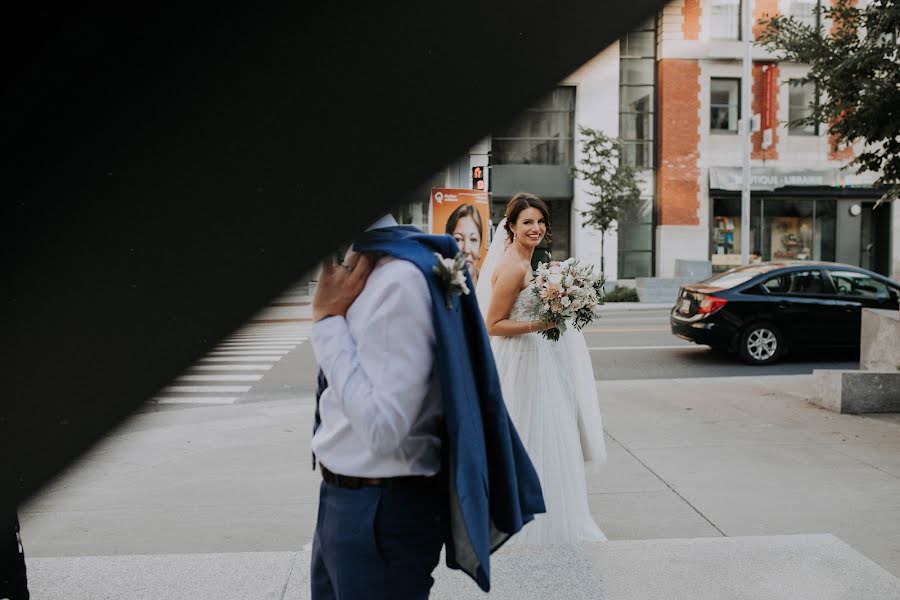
309;213;544;599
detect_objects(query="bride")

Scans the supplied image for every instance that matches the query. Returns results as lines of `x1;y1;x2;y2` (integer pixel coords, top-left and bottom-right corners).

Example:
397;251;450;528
475;192;607;545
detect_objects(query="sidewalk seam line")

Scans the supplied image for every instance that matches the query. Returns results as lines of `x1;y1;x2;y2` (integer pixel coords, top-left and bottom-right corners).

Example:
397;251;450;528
279;551;299;600
605;431;727;537
825;447;900;482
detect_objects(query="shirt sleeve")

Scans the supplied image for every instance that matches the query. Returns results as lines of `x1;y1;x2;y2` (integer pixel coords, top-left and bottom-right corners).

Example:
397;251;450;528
310;261;435;456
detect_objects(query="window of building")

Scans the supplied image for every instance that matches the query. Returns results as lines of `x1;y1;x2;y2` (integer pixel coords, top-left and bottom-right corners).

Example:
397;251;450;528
619;23;656;170
788;79;817;135
789;0;820;28
491;87;576;165
710;78;740;133
711;197;837;272
710;0;741;40
618;17;657;278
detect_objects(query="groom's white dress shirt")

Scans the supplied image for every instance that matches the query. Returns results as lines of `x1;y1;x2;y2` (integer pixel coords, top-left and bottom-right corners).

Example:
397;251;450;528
310;215;442;478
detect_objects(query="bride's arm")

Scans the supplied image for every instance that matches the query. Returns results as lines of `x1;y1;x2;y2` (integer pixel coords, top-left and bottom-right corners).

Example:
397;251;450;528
486;264;552;337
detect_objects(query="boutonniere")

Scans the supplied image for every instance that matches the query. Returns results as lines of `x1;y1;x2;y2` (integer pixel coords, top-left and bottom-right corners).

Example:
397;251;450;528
433;252;471;309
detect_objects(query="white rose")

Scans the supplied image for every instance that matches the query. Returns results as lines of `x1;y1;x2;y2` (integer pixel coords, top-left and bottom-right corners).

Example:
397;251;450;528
561;296;571;307
548;273;563;285
564;275;575;287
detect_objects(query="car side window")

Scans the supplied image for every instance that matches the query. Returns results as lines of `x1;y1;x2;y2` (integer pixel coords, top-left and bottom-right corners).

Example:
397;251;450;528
759;275;788;294
781;270;827;295
829;270;890;299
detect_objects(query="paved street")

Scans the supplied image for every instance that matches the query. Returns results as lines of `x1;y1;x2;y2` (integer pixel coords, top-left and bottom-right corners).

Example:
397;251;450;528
17;298;900;599
142;305;861;417
586;308;859;380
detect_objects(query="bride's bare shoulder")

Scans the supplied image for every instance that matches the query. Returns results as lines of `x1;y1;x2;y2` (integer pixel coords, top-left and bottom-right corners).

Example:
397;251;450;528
492;254;529;289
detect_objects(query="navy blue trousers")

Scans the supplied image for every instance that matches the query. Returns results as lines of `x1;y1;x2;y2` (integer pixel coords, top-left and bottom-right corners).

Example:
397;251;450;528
310;479;444;600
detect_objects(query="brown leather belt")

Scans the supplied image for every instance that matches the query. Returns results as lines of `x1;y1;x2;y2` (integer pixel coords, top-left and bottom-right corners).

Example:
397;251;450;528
319;464;435;490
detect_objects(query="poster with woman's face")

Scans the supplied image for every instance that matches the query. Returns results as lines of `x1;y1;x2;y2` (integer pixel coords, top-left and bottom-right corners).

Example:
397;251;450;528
430;188;490;286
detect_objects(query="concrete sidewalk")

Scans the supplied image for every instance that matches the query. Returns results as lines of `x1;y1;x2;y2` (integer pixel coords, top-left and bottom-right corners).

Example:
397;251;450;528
20;374;900;598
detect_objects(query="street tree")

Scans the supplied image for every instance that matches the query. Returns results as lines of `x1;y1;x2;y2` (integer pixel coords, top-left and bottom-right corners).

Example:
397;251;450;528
572;126;642;280
757;0;900;204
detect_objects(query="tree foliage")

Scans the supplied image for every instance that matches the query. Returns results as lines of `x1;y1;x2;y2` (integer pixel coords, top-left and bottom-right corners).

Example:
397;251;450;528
572;126;642;278
757;0;900;202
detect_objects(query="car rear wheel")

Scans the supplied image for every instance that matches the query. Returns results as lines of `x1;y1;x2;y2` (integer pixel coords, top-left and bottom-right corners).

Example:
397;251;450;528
738;322;784;365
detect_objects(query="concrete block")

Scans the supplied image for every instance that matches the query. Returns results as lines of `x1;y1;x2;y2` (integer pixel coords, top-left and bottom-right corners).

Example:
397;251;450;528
674;259;712;279
813;369;900;414
860;309;900;372
634;277;694;304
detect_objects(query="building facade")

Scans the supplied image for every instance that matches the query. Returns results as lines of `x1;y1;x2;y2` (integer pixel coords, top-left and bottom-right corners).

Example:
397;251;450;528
413;0;898;282
656;0;896;280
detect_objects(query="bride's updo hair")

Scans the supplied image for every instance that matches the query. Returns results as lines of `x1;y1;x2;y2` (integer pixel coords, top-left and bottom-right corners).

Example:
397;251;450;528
504;192;552;244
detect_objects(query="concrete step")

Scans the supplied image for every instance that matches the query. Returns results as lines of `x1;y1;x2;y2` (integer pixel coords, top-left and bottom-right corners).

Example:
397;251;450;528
25;534;900;599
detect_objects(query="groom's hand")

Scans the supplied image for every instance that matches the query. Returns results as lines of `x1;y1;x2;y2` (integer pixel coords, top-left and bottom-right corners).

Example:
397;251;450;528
313;251;375;322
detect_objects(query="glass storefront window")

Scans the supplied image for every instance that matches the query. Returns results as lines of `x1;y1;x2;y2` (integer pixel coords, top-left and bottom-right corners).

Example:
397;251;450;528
712;196;837;271
764;199;815;261
814;198;836;261
711;197;760;271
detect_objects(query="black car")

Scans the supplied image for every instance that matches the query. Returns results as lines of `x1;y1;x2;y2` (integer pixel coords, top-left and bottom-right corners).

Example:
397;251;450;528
670;262;900;365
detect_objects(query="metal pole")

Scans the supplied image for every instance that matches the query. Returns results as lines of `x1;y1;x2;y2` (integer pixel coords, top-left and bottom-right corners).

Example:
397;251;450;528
741;0;752;265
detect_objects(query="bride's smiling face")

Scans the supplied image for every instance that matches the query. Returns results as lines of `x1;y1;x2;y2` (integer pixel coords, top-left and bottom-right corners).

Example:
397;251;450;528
511;207;547;248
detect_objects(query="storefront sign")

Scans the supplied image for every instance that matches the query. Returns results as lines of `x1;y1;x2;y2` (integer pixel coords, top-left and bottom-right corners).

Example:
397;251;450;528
709;167;841;191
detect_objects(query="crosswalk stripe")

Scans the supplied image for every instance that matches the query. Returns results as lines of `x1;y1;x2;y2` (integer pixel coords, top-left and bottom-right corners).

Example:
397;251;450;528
229;335;307;340
155;326;307;409
218;340;301;344
200;356;283;362
163;385;253;393
208;350;290;356
215;345;296;350
176;374;263;382
154;397;238;405
191;364;272;371
227;336;307;341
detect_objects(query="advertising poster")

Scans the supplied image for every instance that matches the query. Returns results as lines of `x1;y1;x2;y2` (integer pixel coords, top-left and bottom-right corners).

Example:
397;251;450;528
430;188;490;286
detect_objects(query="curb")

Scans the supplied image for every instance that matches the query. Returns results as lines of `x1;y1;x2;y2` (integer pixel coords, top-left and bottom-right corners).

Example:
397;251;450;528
597;302;672;312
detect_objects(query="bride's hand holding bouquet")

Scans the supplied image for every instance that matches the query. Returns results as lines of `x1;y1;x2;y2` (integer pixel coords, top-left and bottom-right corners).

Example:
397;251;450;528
531;258;605;341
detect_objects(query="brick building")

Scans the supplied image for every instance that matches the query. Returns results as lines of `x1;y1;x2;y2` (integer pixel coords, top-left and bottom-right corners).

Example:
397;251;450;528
415;0;898;283
655;0;896;280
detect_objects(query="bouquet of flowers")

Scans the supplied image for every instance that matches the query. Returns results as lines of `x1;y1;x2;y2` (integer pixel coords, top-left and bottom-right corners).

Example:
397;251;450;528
531;258;605;341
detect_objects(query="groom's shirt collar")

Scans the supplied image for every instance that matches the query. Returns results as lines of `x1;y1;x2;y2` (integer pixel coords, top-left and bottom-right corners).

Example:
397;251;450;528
366;214;398;231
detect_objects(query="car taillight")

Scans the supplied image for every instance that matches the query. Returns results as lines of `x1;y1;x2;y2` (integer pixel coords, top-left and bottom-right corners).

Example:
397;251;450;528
697;296;728;315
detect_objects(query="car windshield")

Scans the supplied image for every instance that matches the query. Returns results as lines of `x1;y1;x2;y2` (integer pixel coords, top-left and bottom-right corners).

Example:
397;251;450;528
701;269;765;289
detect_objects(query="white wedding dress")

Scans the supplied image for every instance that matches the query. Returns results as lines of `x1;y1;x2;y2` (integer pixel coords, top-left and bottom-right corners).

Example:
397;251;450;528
476;219;607;545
